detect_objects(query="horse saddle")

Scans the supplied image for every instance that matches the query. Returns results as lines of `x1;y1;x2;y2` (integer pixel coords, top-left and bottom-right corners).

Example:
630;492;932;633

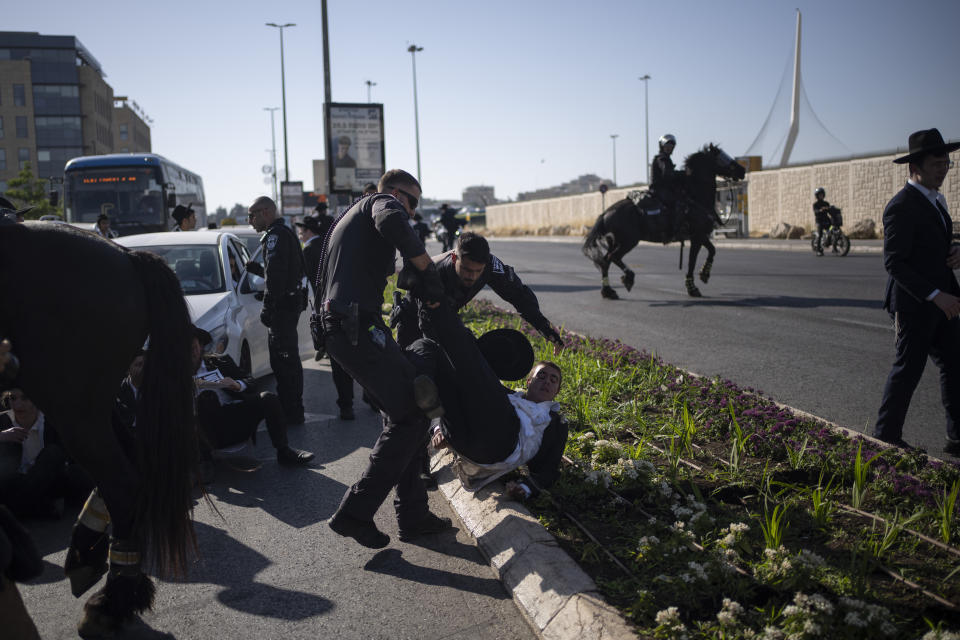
628;190;663;215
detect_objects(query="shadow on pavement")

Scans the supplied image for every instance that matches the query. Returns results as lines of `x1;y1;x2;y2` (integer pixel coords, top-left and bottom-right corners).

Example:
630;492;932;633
363;547;509;599
647;295;882;310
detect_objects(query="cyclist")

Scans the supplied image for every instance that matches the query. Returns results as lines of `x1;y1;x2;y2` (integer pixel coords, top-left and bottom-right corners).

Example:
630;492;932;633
812;187;832;256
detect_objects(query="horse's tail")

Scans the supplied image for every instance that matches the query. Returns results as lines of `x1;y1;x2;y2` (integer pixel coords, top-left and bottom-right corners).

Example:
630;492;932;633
130;250;197;577
581;213;608;264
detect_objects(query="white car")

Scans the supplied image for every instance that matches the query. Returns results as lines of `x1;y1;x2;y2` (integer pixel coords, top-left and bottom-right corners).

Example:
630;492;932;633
117;230;314;378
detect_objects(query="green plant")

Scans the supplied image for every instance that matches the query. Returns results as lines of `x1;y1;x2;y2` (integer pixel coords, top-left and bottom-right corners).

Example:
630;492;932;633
810;471;837;529
784;435;810;470
934;479;959;544
727;400;748;474
850;441;877;509
759;501;790;549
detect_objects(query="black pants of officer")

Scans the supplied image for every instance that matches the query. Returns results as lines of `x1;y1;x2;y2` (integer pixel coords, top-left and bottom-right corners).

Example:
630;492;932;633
330;358;354;411
323;313;435;528
197;390;289;454
408;304;520;464
874;310;960;443
269;308;304;422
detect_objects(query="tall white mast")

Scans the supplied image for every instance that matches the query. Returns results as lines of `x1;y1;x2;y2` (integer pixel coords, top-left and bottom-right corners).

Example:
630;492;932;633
779;10;801;167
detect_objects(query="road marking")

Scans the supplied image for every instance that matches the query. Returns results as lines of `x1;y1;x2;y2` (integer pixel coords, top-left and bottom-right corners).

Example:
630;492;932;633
830;317;891;331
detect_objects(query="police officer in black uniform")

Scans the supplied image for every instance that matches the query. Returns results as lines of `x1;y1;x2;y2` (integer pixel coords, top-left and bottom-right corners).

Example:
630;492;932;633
650;133;684;239
317;169;451;548
393;232;563;351
438;203;464;252
246;196;307;425
812;187;832;256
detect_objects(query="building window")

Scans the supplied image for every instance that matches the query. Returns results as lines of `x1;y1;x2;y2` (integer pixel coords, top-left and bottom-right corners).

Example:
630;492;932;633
15;116;28;138
13;84;26;106
37;150;50;162
0;149;6;171
19;147;30;169
119;124;128;140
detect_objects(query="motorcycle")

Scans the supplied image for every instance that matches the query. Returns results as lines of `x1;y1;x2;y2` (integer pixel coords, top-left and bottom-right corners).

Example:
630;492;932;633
811;206;851;256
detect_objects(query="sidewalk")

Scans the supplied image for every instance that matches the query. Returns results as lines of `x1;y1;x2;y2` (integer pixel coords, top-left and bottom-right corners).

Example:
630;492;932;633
487;234;884;254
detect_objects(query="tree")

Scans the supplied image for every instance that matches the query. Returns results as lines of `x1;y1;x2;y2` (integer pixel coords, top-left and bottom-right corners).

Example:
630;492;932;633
5;162;62;219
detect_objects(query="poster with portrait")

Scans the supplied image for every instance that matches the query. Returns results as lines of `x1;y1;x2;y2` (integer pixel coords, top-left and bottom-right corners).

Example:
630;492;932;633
326;103;385;193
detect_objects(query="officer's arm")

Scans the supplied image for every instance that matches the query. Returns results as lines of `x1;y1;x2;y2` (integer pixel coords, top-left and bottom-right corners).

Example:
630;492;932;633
489;260;559;342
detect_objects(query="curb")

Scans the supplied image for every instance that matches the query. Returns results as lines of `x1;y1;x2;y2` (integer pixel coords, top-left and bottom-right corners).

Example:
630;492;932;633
431;450;636;639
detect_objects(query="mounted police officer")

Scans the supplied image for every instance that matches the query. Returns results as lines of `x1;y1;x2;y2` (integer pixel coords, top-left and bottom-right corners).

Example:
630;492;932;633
650;133;684;238
246;196;307;425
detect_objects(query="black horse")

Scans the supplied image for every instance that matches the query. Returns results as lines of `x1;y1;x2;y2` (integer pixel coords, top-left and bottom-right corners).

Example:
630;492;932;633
582;143;746;298
0;221;197;636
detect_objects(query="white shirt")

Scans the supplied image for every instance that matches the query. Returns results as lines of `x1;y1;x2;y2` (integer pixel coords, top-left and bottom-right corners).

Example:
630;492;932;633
452;392;560;492
196;361;246;404
2;410;46;473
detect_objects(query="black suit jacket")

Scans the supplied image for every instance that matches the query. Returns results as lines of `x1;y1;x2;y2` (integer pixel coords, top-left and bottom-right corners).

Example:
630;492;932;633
0;412;60;475
302;237;323;290
882;183;960;313
200;353;254;401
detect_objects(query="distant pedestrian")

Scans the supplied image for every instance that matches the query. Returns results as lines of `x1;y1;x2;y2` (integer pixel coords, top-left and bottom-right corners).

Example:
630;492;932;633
873;128;960;456
94;214;118;239
172;205;196;231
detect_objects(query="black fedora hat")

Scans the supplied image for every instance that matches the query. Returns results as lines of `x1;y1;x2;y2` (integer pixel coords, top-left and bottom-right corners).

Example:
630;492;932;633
893;128;960;164
477;328;534;382
294;215;322;234
0;195;33;219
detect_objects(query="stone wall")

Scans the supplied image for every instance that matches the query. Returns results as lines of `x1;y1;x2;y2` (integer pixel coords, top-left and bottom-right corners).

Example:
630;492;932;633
485;150;960;236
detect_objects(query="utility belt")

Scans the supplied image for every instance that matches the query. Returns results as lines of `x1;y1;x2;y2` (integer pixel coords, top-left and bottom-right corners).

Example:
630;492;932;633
310;299;380;349
274;287;308;312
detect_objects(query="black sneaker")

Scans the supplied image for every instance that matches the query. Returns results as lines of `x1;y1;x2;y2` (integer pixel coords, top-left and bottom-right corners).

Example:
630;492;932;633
277;446;314;466
329;512;390;548
398;512;453;542
413;375;444;419
339;405;355;420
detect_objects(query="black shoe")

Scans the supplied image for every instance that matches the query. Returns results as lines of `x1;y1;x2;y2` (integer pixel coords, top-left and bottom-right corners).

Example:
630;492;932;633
879;437;915;451
339;405;355;420
945;437;960;456
420;472;438;490
413;375;444;419
329;512;390;548
277;446;314;466
398;512;453;542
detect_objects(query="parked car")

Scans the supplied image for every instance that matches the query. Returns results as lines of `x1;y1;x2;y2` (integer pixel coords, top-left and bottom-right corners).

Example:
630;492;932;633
222;224;264;258
117;230;314;378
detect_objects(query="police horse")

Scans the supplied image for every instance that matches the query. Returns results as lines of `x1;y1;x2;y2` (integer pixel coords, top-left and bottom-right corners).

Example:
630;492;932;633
0;221;197;636
582;143;746;298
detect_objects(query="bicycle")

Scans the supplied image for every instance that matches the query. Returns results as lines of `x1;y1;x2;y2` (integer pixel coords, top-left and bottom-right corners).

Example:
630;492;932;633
811;206;851;256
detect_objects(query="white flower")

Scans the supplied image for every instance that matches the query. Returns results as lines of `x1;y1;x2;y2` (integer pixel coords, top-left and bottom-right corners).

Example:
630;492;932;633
722;533;737;546
844;612;865;628
655;606;680;625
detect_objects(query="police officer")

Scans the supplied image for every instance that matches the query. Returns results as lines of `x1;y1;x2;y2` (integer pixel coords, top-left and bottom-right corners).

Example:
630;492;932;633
393;232;563;351
247;196;306;425
438;204;464;251
318;169;451;548
812;187;832;256
650;133;684;238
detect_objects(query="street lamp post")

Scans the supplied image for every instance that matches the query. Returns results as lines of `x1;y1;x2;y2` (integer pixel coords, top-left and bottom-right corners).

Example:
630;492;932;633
266;22;295;183
639;74;651;184
610;134;619;185
407;44;423;183
264;107;279;202
365;79;377;103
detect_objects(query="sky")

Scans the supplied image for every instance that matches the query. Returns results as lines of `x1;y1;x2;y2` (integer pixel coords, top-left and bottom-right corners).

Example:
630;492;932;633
7;0;960;210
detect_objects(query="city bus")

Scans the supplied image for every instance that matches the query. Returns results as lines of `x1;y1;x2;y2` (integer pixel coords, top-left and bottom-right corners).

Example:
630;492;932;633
63;153;206;235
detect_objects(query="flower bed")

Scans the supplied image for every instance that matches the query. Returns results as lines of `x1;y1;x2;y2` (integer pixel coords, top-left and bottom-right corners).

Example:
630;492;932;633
458;299;960;639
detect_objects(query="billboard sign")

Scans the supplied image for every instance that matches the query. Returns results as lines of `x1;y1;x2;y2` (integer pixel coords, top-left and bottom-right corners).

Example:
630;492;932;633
280;181;304;216
326;102;385;193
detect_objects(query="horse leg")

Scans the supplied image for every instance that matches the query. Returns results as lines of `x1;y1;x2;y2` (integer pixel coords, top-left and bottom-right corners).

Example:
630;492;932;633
600;236;620;300
699;238;716;283
685;240;703;297
64;489;110;597
612;254;635;292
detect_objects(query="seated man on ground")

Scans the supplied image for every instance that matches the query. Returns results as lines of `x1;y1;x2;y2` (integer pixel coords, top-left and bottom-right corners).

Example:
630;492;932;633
191;327;313;476
0;388;93;518
407;305;568;500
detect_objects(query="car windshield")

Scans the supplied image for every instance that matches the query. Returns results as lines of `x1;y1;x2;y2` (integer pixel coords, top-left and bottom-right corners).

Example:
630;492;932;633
127;244;226;295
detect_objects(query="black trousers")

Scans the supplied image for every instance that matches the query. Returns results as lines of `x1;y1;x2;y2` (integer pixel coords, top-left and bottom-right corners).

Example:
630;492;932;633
324;314;434;526
0;445;92;516
268;308;304;420
197;390;289;453
330;358;354;409
409;304;520;464
874;308;960;442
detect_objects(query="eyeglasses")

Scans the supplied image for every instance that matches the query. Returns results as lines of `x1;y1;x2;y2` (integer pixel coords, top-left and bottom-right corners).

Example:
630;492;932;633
393;187;419;210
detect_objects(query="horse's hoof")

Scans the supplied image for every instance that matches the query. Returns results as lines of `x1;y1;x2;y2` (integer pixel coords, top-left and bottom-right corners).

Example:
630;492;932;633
687;287;702;298
621;272;635;291
601;286;619;300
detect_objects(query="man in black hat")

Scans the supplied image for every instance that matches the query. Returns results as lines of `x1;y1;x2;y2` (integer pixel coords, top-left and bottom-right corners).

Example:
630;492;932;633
171;205;196;231
874;128;960;456
0;196;33;224
247;196;307;425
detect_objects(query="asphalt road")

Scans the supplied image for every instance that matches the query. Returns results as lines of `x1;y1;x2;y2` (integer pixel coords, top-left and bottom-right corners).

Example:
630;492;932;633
464;237;955;458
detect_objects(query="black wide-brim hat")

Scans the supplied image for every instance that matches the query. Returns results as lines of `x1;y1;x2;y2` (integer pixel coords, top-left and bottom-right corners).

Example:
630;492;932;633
477;328;534;382
0;196;33;218
294;215;323;234
893;128;960;164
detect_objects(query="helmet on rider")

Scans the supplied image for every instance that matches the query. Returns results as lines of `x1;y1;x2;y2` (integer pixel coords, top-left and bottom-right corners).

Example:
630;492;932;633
814;187;825;198
659;134;676;149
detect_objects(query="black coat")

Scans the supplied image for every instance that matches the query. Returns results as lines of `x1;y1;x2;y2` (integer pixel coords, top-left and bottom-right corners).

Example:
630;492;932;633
201;353;255;401
0;412;60;476
302;237;323;291
882;183;960;314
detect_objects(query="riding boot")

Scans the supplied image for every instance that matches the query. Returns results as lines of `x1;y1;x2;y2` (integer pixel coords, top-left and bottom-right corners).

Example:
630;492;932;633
65;489;111;598
78;538;156;638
